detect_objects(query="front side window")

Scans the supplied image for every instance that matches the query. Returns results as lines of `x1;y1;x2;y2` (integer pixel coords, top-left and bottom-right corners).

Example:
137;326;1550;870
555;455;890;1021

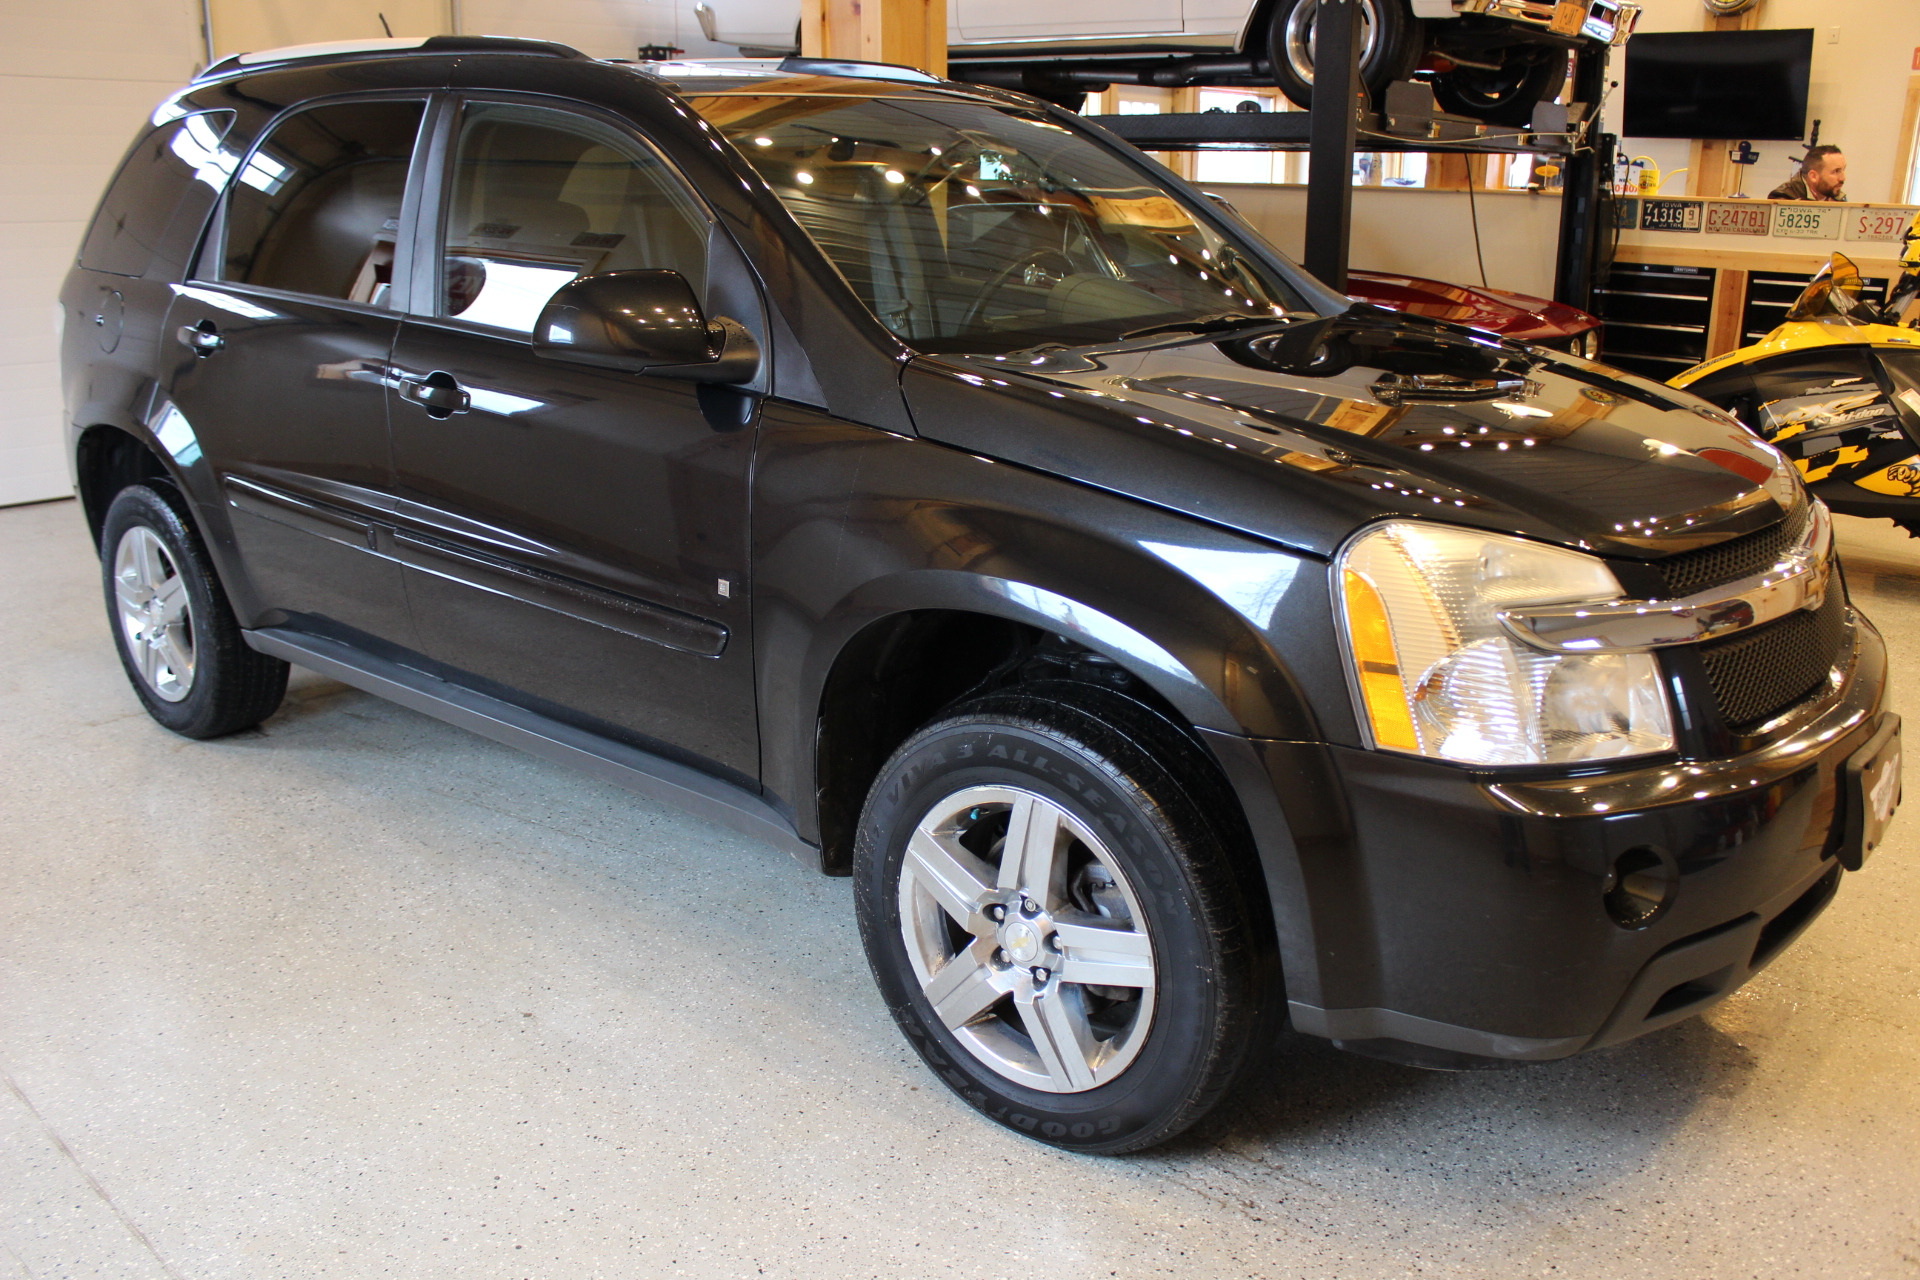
688;91;1315;353
439;103;711;334
222;100;425;304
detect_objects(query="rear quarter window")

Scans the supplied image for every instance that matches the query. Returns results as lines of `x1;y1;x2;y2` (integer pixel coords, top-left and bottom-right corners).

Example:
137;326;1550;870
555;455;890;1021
79;111;239;278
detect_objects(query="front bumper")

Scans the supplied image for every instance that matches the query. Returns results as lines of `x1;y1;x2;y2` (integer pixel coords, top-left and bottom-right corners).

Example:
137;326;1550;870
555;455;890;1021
1270;610;1889;1068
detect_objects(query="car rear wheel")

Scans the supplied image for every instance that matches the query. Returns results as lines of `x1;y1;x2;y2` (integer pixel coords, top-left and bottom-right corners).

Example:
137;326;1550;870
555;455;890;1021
101;484;288;739
1432;48;1568;128
854;684;1270;1153
1267;0;1422;111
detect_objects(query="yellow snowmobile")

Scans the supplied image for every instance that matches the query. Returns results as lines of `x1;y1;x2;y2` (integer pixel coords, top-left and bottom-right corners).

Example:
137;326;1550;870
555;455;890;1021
1671;225;1920;535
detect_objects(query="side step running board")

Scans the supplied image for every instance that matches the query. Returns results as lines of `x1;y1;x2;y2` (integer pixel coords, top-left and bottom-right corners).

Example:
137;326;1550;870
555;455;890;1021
245;627;819;868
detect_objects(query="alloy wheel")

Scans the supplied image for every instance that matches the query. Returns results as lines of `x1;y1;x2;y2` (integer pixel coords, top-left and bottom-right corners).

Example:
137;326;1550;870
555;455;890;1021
896;784;1156;1093
112;525;195;702
1285;0;1382;88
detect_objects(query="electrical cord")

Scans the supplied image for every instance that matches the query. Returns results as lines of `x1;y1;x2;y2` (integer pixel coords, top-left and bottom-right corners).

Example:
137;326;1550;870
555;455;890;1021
1466;174;1488;287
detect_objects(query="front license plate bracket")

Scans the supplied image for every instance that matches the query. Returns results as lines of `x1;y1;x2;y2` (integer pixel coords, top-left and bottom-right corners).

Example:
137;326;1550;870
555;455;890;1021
1840;713;1901;870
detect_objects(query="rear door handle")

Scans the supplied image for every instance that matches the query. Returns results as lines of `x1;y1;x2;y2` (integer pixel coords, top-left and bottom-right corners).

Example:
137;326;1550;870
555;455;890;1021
396;370;471;419
176;322;224;356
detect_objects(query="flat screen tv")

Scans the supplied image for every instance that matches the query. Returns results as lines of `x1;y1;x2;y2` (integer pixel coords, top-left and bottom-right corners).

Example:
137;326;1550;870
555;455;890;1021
1623;28;1813;140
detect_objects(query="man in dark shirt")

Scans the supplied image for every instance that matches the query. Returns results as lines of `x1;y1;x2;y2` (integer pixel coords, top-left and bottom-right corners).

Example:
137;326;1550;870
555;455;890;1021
1769;145;1847;201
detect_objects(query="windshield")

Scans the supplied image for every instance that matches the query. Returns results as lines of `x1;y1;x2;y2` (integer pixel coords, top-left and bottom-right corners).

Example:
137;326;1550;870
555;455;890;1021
1784;253;1880;326
687;90;1316;353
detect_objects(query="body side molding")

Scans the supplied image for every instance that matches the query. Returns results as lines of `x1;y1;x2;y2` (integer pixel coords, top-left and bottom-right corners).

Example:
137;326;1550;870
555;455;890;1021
244;627;816;865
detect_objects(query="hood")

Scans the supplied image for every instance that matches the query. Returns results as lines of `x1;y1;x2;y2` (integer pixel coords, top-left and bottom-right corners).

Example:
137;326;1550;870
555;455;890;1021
1346;272;1598;345
901;308;1791;562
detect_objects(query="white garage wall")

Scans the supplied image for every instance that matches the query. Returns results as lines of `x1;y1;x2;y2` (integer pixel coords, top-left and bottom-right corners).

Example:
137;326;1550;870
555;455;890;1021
0;3;204;507
457;0;734;59
1611;0;1920;202
1207;184;1564;299
0;1;728;510
204;1;734;63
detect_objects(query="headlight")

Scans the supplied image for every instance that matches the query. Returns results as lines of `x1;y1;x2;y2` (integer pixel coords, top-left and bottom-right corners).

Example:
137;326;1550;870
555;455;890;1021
1575;329;1600;359
1337;522;1675;766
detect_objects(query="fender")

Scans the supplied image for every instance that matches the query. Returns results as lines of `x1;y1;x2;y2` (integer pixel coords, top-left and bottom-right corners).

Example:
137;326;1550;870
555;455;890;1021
62;258;264;624
750;402;1355;804
749;398;1361;1001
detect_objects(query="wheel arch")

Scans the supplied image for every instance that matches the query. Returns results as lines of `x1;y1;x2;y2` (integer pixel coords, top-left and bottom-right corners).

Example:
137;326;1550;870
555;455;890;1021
802;586;1325;1010
807;587;1235;870
74;423;182;547
71;419;262;623
784;561;1329;898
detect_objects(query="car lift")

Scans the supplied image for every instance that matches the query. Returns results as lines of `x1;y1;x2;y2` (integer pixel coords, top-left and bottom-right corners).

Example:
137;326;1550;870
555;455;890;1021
1086;0;1610;312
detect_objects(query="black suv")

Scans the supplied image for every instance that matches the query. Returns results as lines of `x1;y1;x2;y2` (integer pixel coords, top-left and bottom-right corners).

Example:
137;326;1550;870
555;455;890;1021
61;36;1899;1153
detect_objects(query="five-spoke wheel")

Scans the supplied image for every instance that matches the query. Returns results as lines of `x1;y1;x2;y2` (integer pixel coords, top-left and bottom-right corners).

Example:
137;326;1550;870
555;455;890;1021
99;483;288;738
900;784;1157;1093
857;685;1269;1153
112;524;196;702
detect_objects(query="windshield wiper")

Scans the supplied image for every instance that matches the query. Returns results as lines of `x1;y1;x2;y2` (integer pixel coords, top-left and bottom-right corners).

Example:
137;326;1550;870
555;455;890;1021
1121;312;1292;341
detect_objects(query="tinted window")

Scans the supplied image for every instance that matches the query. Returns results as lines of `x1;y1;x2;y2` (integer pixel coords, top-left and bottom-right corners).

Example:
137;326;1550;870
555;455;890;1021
223;100;425;303
80;111;237;278
689;93;1311;354
440;103;710;333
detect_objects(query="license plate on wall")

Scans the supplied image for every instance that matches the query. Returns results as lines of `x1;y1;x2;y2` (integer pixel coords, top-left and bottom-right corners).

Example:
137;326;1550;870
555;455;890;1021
1706;202;1771;236
1774;204;1842;239
1641;199;1702;232
1845;207;1919;242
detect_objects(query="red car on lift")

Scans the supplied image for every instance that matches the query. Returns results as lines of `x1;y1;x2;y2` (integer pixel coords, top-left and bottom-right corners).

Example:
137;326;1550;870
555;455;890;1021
1348;270;1603;357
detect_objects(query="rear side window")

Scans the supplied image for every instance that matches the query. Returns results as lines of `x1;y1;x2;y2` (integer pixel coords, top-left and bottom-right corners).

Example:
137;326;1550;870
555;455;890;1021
80;111;237;278
222;100;426;304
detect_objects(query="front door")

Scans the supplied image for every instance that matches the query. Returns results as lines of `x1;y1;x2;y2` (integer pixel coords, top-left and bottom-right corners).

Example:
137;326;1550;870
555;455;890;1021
387;98;760;778
160;97;427;648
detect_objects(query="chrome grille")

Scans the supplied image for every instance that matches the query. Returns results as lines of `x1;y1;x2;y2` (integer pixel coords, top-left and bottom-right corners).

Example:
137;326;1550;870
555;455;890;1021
1654;501;1809;600
1697;587;1849;732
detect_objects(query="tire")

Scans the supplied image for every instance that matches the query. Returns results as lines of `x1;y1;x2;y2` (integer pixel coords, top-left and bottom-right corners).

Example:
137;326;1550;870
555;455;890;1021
100;483;288;739
1432;48;1568;128
853;683;1271;1153
1267;0;1422;111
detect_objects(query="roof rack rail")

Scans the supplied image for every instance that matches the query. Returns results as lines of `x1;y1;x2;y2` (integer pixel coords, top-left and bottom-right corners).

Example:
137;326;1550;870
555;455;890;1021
774;55;940;84
197;34;587;81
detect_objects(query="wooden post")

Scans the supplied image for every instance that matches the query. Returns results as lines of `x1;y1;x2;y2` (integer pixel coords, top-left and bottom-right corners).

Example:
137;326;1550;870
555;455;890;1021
1688;3;1763;198
1893;74;1920;202
803;0;947;77
1428;154;1480;191
1706;268;1749;357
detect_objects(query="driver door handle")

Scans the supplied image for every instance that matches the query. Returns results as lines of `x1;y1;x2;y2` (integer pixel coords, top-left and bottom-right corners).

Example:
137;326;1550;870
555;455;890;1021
396;370;471;419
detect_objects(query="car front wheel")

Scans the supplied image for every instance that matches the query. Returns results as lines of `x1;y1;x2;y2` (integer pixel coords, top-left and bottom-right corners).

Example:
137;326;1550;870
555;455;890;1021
854;685;1270;1153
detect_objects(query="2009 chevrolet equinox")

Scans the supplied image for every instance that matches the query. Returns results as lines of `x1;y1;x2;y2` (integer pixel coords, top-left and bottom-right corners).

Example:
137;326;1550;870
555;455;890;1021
61;34;1900;1152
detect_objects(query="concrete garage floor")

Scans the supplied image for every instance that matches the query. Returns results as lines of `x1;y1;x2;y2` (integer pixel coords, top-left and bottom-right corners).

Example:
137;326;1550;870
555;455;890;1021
2;496;1917;1280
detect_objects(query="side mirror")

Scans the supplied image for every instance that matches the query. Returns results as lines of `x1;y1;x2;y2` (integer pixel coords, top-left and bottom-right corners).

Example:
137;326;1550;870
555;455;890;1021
532;269;760;384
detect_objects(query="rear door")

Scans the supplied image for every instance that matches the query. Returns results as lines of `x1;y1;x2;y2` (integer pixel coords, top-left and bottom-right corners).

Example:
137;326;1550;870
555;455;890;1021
159;97;428;647
385;96;761;777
